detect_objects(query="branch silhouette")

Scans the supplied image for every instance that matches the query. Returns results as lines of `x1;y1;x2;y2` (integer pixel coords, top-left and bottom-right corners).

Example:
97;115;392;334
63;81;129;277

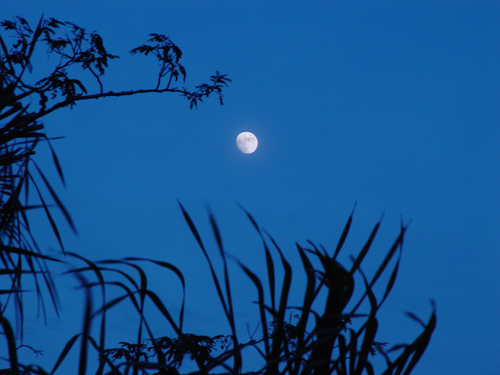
1;15;231;124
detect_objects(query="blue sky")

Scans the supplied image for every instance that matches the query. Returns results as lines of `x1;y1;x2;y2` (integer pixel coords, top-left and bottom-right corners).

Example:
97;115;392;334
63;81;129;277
2;1;499;374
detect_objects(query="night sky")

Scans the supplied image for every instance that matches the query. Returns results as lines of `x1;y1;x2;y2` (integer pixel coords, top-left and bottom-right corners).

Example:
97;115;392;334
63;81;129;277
2;2;499;374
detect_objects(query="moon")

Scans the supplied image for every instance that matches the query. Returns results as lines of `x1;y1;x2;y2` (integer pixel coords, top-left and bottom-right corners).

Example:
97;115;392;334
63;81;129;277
236;132;258;154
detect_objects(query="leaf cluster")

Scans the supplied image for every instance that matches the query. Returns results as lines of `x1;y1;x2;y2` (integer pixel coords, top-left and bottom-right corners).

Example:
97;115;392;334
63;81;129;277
38;19;118;100
184;71;232;109
1;16;116;110
103;334;232;372
131;34;185;90
0;15;231;122
129;34;231;108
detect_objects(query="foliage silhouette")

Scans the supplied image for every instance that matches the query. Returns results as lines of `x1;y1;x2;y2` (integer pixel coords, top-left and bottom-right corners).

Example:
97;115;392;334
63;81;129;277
0;14;231;332
0;15;435;375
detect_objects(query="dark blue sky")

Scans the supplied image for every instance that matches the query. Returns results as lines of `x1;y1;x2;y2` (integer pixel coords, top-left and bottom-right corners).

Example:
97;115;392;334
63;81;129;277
2;2;499;374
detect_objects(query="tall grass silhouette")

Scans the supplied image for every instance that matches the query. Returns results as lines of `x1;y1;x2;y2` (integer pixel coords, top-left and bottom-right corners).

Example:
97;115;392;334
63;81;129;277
1;203;436;374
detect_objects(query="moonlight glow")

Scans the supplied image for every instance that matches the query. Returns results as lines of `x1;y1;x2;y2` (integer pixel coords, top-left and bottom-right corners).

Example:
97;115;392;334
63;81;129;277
236;132;258;154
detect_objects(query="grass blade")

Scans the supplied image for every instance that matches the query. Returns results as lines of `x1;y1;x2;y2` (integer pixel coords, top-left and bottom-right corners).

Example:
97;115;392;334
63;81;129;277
333;203;356;260
33;162;76;233
50;334;80;374
355;269;379;375
0;313;18;372
350;217;382;275
208;207;241;373
238;203;277;314
237;261;270;358
124;257;186;330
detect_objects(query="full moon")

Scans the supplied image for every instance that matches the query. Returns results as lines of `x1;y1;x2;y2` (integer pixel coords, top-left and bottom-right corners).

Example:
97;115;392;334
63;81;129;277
236;132;258;154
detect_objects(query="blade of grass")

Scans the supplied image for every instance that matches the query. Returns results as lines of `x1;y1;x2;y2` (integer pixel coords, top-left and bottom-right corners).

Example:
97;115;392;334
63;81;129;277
290;243;316;375
26;15;45;62
337;334;348;375
0;34;15;73
380;246;402;306
124;257;186;330
237;203;277;314
178;202;229;319
66;253;107;375
371;223;407;287
355;268;379;375
76;273;92;375
33;162;77;234
333;203;356;260
207;207;241;373
351;224;407;316
349;328;358;375
50;334;80;375
28;173;65;251
0;245;61;261
381;302;436;375
0;313;18;372
350;216;382;275
42;134;65;186
401;303;436;375
265;232;292;375
236;260;270;358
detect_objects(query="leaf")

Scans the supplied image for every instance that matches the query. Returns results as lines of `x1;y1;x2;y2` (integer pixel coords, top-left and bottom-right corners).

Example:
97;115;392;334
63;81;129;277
337;334;348;375
0;314;18;371
350;215;382;275
333;203;356;259
0;245;61;262
69;79;87;94
237;261;270;357
404;312;426;328
76;274;92;375
380;248;401;305
50;334;80;374
349;328;357;375
42;135;65;186
33;162;77;234
29;174;65;251
26;15;45;61
124;257;186;330
356;270;379;374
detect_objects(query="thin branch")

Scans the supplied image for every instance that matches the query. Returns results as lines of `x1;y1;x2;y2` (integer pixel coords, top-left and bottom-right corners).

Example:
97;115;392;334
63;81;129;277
33;87;192;120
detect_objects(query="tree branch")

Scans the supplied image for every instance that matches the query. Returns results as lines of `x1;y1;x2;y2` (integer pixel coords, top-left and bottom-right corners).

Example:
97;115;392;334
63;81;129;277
34;86;193;121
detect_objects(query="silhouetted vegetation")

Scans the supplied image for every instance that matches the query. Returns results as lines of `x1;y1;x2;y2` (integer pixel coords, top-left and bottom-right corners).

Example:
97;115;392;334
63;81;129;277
0;16;435;375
